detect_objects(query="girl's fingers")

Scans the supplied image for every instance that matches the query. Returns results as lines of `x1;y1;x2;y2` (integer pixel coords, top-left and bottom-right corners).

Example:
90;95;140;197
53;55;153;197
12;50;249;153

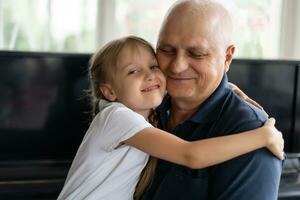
265;118;275;126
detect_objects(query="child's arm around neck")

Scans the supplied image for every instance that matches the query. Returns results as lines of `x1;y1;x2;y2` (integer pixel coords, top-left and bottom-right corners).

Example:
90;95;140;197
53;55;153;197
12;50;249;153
123;118;284;169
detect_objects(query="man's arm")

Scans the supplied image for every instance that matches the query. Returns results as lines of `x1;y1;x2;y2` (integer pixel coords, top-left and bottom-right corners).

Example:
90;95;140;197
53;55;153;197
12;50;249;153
209;120;283;200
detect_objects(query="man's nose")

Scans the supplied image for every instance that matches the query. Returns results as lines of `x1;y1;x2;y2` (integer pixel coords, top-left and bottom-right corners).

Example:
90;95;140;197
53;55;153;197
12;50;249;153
169;53;188;74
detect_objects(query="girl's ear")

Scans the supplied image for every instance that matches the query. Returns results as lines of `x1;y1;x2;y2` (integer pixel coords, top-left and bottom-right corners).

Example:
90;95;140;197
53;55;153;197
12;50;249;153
100;84;117;101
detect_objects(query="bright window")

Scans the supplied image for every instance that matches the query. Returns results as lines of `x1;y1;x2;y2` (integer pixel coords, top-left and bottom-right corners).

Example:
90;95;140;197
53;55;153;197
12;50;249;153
113;0;174;47
217;0;283;58
0;0;97;53
0;0;297;59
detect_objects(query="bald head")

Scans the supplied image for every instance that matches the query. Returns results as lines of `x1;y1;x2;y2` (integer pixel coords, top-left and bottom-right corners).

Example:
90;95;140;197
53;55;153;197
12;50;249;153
156;0;236;106
158;0;233;50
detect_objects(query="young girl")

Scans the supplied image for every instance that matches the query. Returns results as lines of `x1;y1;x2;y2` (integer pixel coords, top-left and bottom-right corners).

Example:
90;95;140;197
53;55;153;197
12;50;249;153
58;36;284;200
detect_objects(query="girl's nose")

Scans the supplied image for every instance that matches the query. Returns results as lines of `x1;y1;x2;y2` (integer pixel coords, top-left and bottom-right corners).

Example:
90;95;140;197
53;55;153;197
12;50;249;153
145;70;154;81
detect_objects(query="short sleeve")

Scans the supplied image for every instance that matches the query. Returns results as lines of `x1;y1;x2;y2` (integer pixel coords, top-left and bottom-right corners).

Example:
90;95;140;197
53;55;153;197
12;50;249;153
101;104;152;151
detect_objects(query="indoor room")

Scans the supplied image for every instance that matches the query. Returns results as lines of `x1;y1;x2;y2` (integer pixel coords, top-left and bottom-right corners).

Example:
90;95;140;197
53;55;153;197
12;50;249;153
0;0;300;199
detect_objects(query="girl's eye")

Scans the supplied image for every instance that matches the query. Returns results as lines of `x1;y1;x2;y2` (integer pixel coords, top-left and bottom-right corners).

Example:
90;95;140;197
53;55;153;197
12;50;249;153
150;65;159;70
128;69;139;75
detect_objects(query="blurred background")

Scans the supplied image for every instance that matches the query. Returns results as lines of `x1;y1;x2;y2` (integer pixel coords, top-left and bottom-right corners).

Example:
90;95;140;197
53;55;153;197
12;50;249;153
1;1;300;199
0;0;299;60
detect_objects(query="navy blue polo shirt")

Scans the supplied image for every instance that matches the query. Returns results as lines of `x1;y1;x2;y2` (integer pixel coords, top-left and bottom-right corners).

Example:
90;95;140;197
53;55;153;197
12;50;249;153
142;75;282;200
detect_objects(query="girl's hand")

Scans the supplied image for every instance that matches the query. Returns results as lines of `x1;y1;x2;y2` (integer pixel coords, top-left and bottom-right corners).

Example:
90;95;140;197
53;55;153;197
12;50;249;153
228;82;265;113
263;118;284;160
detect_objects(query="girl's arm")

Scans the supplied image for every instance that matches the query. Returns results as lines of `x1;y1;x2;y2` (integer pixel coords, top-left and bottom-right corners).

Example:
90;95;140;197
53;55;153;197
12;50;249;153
229;82;265;112
123;118;284;169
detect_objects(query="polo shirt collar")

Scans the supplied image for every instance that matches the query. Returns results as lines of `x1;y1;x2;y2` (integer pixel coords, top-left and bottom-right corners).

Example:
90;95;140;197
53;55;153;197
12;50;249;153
157;75;232;124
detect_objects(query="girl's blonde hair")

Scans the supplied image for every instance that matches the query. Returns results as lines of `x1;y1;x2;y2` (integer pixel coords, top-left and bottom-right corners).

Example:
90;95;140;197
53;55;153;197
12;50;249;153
88;36;158;199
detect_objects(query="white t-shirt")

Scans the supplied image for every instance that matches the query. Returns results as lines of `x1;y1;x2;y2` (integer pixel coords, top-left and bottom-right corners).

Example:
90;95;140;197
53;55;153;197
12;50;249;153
57;100;152;200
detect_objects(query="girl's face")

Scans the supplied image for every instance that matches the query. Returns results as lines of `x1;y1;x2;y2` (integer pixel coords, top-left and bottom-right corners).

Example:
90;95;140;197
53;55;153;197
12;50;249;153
104;44;166;118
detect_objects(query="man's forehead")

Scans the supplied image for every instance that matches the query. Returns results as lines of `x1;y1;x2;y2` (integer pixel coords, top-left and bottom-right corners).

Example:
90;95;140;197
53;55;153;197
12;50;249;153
157;14;225;50
158;37;210;49
160;12;215;36
158;25;212;48
158;1;232;48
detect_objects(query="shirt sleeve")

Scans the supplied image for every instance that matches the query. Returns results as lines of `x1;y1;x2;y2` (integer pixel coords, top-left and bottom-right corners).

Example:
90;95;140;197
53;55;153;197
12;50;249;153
209;120;283;200
101;105;152;151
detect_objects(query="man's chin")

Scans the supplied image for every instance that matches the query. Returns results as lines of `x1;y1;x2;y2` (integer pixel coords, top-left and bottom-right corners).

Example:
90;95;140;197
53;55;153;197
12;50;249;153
167;86;192;97
167;90;193;100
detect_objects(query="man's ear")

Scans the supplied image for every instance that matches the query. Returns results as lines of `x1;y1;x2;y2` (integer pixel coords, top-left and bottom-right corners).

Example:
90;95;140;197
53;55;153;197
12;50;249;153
224;45;236;73
100;84;117;101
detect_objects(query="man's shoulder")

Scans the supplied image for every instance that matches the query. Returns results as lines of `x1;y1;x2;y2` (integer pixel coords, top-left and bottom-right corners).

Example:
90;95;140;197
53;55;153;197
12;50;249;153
225;92;267;120
214;92;268;134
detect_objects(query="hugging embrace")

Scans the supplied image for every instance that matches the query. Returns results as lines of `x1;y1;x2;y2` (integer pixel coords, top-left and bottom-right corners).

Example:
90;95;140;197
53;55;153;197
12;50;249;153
58;1;283;200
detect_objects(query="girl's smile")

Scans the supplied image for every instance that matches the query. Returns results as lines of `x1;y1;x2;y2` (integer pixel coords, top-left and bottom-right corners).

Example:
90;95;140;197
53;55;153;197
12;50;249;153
101;43;166;118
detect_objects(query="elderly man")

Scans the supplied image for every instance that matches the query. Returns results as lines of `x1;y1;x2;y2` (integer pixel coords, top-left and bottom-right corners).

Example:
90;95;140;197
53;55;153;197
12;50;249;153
142;0;282;199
